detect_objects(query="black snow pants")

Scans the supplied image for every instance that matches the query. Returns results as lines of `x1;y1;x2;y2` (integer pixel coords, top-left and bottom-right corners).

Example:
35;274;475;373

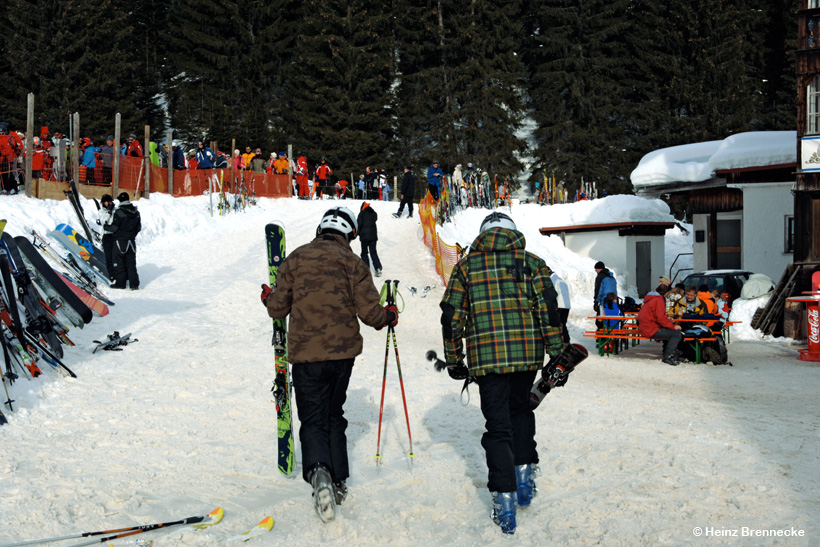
292;358;354;484
475;369;539;493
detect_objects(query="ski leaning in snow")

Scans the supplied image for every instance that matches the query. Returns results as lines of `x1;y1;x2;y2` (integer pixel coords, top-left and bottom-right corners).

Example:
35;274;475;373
51;223;110;283
265;222;294;476
15;235;93;326
229;516;274;543
92;331;137;353
0;507;223;547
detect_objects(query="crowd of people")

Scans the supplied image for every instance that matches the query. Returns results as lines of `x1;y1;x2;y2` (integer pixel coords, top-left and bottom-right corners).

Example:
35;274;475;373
588;262;733;366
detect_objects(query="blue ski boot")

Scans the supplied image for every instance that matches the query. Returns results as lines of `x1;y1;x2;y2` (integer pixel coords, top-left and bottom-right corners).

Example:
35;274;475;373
491;492;516;535
515;464;538;507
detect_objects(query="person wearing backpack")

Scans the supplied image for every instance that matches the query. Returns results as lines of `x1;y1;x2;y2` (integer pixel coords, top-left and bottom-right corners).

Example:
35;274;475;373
439;211;564;535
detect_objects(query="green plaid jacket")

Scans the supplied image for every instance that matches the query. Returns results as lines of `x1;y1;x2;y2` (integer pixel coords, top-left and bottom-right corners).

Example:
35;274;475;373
440;228;565;376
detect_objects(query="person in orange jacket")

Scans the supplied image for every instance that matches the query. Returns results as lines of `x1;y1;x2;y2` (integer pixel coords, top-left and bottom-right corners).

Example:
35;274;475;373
697;284;718;315
274;152;290;174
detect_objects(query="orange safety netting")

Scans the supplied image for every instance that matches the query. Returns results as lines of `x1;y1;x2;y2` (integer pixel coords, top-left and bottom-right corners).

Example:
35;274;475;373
418;194;462;285
120;158;290;198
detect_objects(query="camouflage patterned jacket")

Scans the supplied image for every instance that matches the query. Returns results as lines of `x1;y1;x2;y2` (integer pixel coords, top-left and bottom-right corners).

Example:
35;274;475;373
440;228;564;376
266;233;387;363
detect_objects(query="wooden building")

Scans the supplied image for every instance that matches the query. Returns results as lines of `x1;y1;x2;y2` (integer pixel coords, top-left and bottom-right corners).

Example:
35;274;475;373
795;0;820;290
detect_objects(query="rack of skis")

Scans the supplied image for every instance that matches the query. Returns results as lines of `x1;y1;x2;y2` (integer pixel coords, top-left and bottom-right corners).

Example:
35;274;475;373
0;216;115;425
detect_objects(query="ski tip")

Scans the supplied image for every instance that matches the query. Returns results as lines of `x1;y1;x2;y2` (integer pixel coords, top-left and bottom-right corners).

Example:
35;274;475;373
209;507;225;522
193;507;224;529
257;516;274;531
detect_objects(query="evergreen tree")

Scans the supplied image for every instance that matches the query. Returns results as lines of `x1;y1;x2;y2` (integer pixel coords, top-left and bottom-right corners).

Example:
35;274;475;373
280;0;395;178
522;0;643;194
663;0;763;142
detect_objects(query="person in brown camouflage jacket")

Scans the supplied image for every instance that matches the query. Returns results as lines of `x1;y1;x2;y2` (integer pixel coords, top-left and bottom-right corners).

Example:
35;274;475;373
263;206;398;522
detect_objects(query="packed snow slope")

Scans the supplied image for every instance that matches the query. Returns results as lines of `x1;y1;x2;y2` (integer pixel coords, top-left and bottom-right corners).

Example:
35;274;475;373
0;194;817;546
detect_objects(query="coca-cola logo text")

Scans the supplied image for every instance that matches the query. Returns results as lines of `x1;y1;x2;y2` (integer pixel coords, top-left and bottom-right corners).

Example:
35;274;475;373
809;308;820;345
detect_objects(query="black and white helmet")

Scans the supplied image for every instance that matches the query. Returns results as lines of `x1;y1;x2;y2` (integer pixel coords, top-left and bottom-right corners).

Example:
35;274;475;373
479;211;516;233
317;207;358;241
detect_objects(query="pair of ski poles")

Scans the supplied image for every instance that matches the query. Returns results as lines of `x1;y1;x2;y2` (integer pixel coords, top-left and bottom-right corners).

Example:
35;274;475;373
375;279;414;461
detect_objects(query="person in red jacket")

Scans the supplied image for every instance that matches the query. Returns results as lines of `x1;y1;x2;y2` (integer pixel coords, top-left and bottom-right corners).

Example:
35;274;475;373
314;156;333;198
637;284;682;366
0;122;21;192
125;134;143;157
296;152;309;198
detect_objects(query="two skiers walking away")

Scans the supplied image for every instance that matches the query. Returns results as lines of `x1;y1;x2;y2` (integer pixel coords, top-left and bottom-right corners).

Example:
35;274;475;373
263;207;398;523
105;192;141;290
439;211;565;535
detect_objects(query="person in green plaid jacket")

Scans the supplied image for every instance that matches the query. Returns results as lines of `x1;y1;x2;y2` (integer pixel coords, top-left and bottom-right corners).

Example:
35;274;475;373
440;211;565;535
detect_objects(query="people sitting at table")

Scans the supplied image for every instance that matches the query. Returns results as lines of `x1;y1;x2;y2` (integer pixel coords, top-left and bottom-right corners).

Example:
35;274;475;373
670;285;708;318
714;290;731;322
698;284;718;314
602;292;622;330
637;284;683;366
665;282;685;313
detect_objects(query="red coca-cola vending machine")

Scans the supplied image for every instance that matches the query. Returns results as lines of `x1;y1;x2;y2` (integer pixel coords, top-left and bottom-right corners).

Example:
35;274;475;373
786;271;820;362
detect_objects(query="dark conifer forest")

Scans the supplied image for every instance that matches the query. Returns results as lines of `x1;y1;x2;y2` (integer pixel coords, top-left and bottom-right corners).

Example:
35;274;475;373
0;0;798;194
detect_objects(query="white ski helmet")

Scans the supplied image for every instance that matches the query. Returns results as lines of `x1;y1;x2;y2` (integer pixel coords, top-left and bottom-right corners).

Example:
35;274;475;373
317;206;358;241
479;211;516;233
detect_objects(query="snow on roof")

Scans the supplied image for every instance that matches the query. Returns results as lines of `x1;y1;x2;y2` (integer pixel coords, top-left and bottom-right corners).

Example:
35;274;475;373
631;131;796;189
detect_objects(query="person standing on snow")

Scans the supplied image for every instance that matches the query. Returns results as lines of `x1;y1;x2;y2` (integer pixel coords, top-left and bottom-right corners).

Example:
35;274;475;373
97;193;116;280
105;192;141;290
439;211;564;535
427;159;443;201
548;266;571;343
393;166;415;218
357;201;382;277
592;261;616;325
262;206;398;523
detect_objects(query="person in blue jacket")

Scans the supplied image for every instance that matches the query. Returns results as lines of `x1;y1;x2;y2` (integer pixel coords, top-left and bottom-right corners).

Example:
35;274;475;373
81;138;101;184
195;141;215;169
171;142;186;170
426;160;443;201
593;261;617;314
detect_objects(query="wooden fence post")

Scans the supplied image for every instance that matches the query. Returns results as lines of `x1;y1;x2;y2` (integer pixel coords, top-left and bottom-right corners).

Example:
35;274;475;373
25;93;34;197
113;114;121;196
143;125;150;198
166;129;173;196
72;112;80;190
288;144;293;197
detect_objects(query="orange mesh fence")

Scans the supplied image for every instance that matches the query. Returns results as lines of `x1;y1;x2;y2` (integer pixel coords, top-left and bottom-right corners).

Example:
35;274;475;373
418;194;462;285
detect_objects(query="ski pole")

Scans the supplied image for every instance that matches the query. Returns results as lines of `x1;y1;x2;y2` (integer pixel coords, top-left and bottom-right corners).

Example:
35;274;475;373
374;280;392;460
0;508;222;547
390;300;414;455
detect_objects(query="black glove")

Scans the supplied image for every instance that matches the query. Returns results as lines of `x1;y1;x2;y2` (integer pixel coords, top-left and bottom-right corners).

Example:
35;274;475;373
260;284;271;306
385;304;399;327
447;361;469;380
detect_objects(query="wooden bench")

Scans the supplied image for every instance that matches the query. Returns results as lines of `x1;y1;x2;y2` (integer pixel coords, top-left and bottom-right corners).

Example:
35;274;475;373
583;330;716;363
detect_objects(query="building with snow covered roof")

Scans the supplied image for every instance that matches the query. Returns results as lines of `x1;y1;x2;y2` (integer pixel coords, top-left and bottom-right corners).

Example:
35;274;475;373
630;131;796;282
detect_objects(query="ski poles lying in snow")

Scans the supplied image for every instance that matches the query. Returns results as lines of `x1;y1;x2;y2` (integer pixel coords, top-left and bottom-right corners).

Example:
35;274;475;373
0;507;223;547
375;279;414;461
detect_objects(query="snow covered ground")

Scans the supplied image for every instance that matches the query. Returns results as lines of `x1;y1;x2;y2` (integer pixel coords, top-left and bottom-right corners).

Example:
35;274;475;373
0;194;817;546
